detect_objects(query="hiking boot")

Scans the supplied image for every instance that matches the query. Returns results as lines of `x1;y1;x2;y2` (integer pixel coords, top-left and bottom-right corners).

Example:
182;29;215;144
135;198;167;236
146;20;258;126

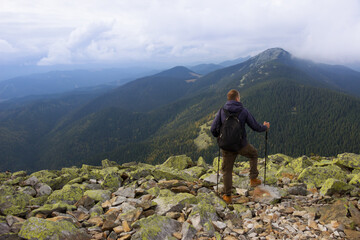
222;195;232;204
250;178;262;187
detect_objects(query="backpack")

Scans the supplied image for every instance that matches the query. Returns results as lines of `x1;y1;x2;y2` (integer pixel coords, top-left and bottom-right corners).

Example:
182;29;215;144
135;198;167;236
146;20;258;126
218;108;243;152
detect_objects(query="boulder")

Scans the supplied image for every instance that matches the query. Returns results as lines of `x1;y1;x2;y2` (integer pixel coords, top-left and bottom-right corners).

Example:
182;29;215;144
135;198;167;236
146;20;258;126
29;202;76;217
349;174;360;186
0;186;32;216
188;201;219;231
153;193;198;215
18;217;90;240
320;178;354;196
197;156;209;170
212;157;223;171
101;172;122;191
151;167;196;182
184;166;206;178
131;215;182;240
298;165;347;189
35;183;52;196
46;184;85;204
289;156;313;173
181;222;197;240
162;155;193;170
319;199;354;229
334;153;360;170
22;176;39;187
114;186;136;198
84;190;111;202
101;159;119;168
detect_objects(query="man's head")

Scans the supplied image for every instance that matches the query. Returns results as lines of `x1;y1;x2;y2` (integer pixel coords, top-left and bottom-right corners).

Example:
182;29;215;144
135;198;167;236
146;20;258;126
227;89;240;102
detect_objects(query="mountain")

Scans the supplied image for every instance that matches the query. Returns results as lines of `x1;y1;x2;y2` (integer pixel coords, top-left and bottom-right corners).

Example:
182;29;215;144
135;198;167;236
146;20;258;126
0;67;158;101
1;48;360;172
219;56;250;67
189;64;223;75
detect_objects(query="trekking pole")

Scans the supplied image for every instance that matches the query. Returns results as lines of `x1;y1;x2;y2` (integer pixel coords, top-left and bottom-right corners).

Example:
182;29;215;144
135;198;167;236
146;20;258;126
264;130;268;185
217;146;220;195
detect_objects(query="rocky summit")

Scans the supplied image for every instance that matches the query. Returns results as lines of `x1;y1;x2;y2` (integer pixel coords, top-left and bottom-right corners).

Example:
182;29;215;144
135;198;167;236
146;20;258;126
1;153;360;240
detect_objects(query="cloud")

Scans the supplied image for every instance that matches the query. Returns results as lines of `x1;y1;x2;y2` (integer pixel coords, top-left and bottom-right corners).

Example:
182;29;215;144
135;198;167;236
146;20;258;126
0;0;359;66
0;39;16;53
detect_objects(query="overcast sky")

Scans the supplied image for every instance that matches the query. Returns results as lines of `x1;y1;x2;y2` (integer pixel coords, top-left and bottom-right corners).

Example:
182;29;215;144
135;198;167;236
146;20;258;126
1;0;360;68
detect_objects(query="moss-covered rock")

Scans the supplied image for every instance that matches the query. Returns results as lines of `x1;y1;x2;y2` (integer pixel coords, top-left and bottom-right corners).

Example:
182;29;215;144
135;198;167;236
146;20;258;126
320;178;354;196
89;203;103;218
212;157;223;171
84;190;111;202
18;217;90;240
298;165;347;189
334;153;360;170
30;201;76;217
276;166;296;179
0;185;32;216
197;156;209;170
161;155;193;170
100;172;122;191
268;154;294;164
153;193;198;215
233;204;250;215
289;156;313;173
128;167;153;180
101;159;119;168
349;174;360;187
47;184;85;204
184;166;206;178
188;201;219;231
12;170;27;178
30;170;60;189
152;167;196;182
29;195;48;206
196;192;227;210
131;215;182;240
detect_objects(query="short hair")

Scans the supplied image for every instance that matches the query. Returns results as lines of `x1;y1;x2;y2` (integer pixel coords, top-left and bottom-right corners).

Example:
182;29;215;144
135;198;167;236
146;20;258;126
227;89;240;100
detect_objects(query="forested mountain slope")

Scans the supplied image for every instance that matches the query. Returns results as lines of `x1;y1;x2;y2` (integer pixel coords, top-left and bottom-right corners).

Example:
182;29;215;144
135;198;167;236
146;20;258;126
1;48;359;172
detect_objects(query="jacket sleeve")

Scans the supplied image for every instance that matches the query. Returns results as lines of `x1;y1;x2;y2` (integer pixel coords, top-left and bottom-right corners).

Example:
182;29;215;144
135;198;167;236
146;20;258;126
245;110;267;132
210;109;221;137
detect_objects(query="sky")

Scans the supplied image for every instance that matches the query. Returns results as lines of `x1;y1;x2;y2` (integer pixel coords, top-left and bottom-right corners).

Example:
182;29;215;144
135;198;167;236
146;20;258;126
1;0;360;72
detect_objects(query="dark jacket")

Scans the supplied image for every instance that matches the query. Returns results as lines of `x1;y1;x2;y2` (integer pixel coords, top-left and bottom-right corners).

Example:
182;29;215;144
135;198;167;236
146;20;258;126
210;100;267;149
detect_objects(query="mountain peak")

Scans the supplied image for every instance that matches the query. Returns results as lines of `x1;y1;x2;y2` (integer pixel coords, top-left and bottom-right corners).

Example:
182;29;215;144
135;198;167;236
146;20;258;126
250;48;291;66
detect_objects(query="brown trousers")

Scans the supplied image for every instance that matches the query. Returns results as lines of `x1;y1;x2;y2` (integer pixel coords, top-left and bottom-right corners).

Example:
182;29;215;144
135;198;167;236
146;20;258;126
221;144;259;195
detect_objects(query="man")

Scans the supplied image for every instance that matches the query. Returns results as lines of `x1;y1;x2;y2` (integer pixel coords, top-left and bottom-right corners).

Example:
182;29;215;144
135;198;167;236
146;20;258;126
210;89;270;204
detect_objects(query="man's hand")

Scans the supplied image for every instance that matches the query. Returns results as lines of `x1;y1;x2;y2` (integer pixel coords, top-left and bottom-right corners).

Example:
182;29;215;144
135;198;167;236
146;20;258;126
263;121;270;129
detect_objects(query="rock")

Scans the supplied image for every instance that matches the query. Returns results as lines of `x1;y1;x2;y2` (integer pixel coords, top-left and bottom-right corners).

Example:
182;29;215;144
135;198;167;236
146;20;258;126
35;183;52;196
0;185;32;216
47;184;84;204
289;156;313;173
344;229;360;240
89;204;104;217
349;202;360;227
183;166;206;178
200;173;222;185
114;186;136;198
197;157;209;170
19;186;37;197
319;199;354;228
84;189;111;202
252;185;281;204
101;172;122;191
117;208;143;222
18;217;90;240
349;174;360;186
75;195;96;210
151;167;196;182
298;165;347;188
153;193;197;215
131;215;182;240
320;178;354;196
29;201;76;217
180;222;197;240
162;155;193;170
286;184;308;196
212;157;223;171
22;176;39;187
102;159;119;168
188;201;219;231
334;153;360;170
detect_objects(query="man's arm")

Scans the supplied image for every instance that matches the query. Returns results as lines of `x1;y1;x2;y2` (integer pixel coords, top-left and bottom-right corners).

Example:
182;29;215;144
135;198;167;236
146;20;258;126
246;110;269;132
210;109;221;137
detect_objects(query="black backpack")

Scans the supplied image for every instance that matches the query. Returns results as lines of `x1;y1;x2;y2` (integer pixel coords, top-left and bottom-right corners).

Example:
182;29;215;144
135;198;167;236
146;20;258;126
218;108;243;152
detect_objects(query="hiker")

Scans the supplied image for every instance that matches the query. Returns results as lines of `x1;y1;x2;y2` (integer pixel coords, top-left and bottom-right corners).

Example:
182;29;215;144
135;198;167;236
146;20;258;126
210;89;270;204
